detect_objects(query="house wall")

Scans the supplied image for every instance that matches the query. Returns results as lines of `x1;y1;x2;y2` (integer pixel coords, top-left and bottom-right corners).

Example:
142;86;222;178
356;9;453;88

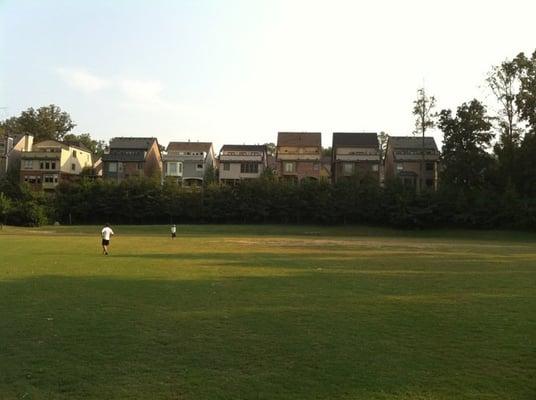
219;161;265;181
144;140;163;179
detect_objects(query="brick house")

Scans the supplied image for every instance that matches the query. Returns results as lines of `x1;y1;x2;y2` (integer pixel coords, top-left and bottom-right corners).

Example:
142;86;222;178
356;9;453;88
102;137;163;182
384;136;440;190
276;132;322;182
218;144;268;184
163;142;215;186
19;139;93;191
332;132;380;182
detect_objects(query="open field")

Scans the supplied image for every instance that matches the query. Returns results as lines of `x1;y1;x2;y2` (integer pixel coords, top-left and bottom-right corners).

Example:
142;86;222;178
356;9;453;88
0;225;535;399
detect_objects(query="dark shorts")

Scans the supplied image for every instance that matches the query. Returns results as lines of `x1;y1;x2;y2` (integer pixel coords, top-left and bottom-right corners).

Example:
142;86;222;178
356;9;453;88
102;239;110;246
171;233;176;238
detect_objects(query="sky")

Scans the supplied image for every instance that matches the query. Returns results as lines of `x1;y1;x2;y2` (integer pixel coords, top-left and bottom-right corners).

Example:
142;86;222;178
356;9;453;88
1;0;535;151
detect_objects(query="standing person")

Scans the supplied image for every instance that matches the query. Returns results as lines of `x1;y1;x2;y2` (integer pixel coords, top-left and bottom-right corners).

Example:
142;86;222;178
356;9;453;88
171;224;177;239
101;223;114;255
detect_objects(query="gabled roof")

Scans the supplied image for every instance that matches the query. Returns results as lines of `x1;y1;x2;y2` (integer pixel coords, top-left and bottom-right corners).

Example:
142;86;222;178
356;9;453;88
167;141;212;153
109;137;157;150
220;144;267;153
277;132;321;147
332;132;378;148
388;136;438;151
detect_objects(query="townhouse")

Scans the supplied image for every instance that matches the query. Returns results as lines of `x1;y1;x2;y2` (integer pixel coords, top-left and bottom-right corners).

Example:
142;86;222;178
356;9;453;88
102;137;163;182
276;132;322;182
218;145;268;184
384;136;439;190
331;132;381;182
163;141;216;185
19;139;93;190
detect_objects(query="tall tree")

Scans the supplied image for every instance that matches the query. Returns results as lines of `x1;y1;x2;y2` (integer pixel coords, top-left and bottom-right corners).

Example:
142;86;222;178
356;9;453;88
412;88;437;192
0;104;75;142
487;59;523;183
514;50;536;133
439;99;494;190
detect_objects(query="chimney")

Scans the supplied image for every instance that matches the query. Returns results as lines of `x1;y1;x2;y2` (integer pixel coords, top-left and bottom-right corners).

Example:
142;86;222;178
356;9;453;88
24;134;33;152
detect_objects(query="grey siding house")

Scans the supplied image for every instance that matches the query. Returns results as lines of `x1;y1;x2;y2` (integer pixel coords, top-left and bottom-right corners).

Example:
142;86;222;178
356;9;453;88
218;145;268;184
164;142;215;185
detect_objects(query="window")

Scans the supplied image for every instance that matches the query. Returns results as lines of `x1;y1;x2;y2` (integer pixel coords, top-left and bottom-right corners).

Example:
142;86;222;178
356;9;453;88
108;162;117;172
426;162;434;171
196;164;203;171
23;160;33;169
137;162;143;170
396;163;404;171
223;163;230;171
51;162;56;170
284;162;295;173
426;179;434;187
71;163;76;171
241;163;259;174
40;162;44;170
343;163;354;175
167;162;182;176
372;164;379;172
45;162;50;170
44;175;54;183
72;150;77;158
118;163;123;172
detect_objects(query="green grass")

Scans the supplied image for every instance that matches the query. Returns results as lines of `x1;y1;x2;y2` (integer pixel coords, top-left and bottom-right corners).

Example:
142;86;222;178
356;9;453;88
0;225;535;399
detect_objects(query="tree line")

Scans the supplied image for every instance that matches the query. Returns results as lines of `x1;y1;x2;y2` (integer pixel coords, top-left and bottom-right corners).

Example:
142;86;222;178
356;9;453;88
1;49;535;229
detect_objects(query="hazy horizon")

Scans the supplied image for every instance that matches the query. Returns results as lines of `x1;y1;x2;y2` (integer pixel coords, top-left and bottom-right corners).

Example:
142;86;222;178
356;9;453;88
1;0;535;151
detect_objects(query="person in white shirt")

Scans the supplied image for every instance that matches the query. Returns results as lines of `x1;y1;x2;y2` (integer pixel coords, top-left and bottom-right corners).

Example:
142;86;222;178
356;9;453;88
171;224;177;239
101;223;114;255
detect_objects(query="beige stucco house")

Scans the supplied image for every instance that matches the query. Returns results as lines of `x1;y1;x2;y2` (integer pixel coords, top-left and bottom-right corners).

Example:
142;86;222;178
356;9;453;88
20;139;93;190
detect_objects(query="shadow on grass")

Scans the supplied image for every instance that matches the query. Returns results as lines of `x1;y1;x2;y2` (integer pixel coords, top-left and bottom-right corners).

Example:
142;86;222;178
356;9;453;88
1;274;534;400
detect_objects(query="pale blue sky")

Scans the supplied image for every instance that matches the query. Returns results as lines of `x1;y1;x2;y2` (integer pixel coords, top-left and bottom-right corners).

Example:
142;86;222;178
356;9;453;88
1;0;535;150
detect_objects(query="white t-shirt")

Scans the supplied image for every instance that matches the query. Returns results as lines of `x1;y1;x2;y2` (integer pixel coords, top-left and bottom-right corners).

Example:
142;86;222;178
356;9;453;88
171;226;176;234
102;227;114;240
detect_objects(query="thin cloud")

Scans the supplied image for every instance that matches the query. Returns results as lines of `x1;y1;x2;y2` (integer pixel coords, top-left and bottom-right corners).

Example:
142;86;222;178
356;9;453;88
56;67;110;93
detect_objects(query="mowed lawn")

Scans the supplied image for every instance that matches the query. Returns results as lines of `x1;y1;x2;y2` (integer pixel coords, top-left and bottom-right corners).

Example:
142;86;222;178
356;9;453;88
0;225;535;400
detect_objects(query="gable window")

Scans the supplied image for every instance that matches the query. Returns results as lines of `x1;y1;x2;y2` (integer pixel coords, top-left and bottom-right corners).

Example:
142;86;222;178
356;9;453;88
71;163;76;171
73;150;77;158
223;163;230;171
241;162;258;174
283;162;295;173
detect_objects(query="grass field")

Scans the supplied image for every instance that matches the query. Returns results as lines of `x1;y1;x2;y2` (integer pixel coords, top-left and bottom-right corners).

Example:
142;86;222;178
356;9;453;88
0;225;535;399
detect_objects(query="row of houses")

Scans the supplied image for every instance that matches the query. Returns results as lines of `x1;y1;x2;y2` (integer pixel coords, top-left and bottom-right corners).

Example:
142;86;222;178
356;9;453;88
1;132;440;191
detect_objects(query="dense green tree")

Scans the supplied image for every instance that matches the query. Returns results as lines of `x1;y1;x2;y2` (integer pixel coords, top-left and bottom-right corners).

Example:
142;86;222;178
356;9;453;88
0;105;75;142
439;99;494;190
63;133;106;157
514;50;536;133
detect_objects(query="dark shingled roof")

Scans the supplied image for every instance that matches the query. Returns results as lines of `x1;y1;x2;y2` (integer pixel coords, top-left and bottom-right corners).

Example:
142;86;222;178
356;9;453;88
220;144;267;153
167;142;212;153
332;132;378;148
109;137;157;150
388;136;438;151
102;151;146;162
277;132;321;147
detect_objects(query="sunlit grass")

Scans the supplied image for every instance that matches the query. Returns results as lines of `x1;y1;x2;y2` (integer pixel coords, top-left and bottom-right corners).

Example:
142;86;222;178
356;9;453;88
0;225;535;399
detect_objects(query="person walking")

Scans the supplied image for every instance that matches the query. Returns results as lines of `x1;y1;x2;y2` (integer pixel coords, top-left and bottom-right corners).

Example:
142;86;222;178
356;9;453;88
171;224;177;239
101;223;114;255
